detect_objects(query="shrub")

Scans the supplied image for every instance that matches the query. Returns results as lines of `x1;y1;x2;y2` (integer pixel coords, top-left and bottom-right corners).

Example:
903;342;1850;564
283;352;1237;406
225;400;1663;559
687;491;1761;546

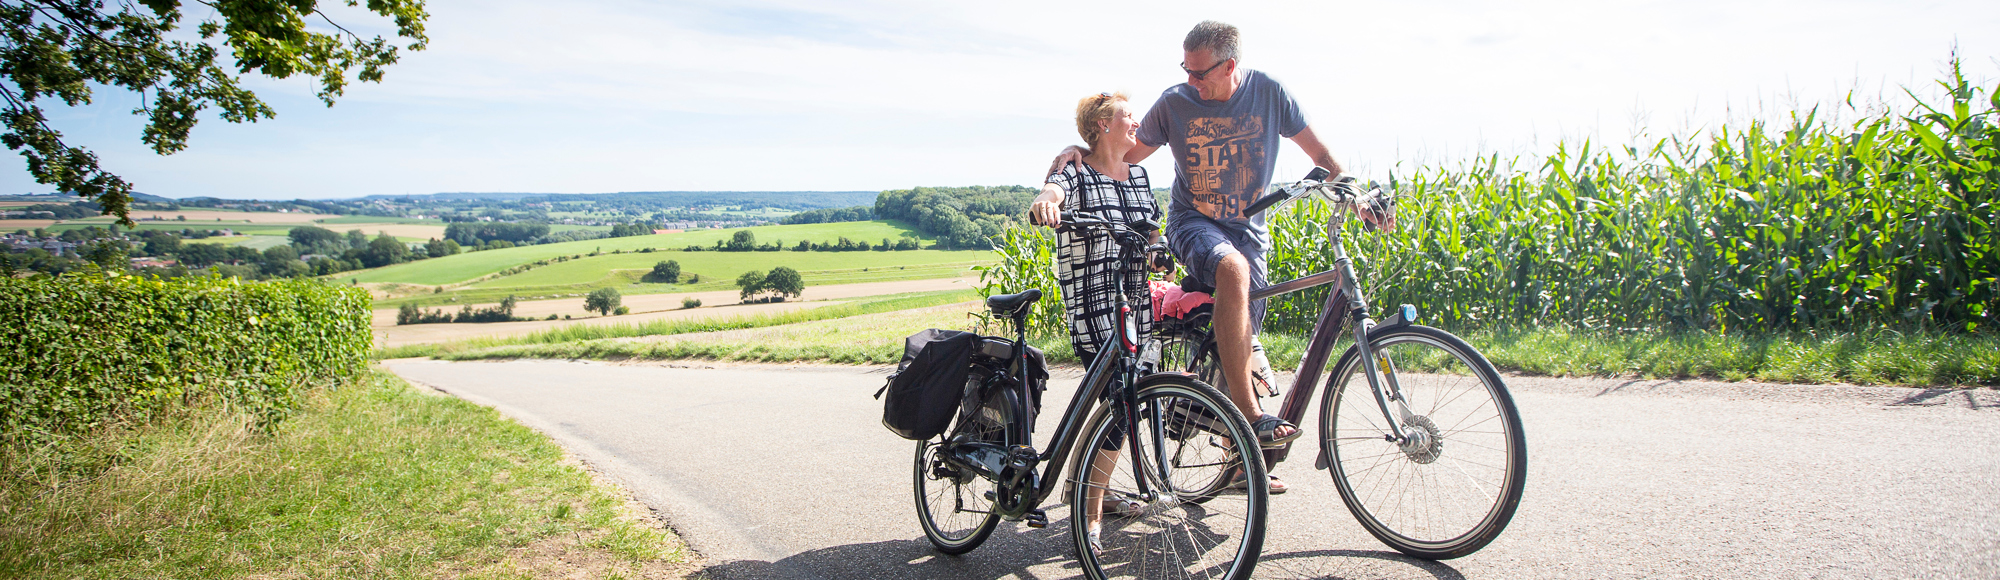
0;271;370;451
585;287;621;316
648;260;680;283
614;305;630;315
681;297;701;309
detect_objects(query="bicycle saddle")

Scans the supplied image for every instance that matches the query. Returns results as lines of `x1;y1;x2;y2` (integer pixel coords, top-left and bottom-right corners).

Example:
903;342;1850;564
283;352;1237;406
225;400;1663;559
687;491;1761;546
1180;276;1216;296
986;289;1042;317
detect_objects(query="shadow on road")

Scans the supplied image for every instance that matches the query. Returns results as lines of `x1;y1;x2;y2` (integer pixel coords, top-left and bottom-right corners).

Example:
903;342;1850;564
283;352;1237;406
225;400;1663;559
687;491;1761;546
1887;388;1993;410
694;532;1466;580
695;533;1076;580
1254;548;1468;580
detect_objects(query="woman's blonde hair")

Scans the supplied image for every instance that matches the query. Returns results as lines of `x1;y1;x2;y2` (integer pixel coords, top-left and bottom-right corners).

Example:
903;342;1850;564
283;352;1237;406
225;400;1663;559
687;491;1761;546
1074;91;1128;151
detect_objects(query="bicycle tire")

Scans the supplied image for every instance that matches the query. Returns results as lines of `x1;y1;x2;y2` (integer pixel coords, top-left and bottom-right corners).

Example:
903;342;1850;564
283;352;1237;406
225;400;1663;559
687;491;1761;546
1318;324;1526;559
913;383;1012;554
1071;374;1266;580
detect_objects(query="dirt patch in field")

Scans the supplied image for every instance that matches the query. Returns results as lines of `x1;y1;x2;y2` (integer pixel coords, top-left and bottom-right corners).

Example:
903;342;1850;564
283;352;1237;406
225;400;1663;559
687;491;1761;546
373;276;978;347
324;223;448;239
376;274;984;346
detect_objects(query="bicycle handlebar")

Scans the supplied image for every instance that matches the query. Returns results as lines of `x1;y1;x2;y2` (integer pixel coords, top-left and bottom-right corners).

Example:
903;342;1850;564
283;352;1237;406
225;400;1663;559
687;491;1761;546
1243;168;1396;227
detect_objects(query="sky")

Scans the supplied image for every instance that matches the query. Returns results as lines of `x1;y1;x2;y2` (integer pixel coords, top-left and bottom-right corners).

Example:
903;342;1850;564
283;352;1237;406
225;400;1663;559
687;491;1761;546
8;0;1999;200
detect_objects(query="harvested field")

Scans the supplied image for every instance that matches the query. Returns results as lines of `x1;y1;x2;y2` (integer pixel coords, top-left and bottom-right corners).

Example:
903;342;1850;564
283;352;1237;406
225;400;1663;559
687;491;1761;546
372;276;976;347
0;219;56;229
327;223;449;239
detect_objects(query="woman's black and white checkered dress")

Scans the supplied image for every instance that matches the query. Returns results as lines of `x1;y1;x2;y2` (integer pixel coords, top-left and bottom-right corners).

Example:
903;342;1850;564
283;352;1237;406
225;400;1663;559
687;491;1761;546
1047;161;1158;363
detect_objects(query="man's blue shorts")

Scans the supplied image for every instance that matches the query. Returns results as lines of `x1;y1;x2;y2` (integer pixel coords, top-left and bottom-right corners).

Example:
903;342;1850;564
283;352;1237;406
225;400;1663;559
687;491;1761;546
1167;214;1268;334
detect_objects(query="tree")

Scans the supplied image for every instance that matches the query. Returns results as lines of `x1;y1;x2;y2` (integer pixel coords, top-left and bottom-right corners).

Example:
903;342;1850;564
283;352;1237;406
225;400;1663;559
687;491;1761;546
736;270;763;300
0;1;428;225
361;232;409;268
762;266;803;299
424;237;456;258
649;259;680;283
584;287;621;316
79;239;126;269
728;229;755;251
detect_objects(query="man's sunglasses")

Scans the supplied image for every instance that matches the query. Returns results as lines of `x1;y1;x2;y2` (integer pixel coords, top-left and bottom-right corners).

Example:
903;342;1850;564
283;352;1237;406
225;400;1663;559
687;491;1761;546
1181;58;1231;80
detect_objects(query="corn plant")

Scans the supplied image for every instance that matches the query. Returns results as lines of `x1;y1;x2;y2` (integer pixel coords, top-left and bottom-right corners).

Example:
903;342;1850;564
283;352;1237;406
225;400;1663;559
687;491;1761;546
972;225;1066;338
1257;60;1996;335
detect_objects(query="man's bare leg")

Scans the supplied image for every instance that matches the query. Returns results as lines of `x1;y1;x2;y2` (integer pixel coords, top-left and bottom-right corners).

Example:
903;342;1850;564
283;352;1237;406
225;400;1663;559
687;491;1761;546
1211;255;1295;440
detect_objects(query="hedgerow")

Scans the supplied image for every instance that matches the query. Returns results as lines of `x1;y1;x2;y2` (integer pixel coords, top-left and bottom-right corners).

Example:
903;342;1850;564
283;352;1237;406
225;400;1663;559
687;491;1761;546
0;271;370;451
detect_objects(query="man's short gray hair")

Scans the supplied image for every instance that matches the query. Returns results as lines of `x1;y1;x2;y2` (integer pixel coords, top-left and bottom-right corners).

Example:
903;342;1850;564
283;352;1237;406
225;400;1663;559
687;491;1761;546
1183;20;1239;62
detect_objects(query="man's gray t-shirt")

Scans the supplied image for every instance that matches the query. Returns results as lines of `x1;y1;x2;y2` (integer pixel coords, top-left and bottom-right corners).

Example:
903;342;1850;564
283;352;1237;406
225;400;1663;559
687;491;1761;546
1136;68;1308;249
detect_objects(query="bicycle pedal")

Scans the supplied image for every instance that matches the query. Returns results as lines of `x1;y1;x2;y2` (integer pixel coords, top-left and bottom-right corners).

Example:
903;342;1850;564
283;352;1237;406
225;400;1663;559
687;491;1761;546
1023;509;1048;528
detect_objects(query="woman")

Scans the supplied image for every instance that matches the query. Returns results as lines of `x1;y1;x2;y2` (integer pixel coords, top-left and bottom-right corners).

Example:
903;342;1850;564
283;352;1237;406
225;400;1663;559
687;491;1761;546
1029;91;1160;553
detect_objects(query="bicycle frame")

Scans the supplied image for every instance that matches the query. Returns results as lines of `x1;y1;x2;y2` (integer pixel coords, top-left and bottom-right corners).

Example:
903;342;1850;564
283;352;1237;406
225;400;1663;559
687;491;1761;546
940;216;1173;520
1195;186;1422;466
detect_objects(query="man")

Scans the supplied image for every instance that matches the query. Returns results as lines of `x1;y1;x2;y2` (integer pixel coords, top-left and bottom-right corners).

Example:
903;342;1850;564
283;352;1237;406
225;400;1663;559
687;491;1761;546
1049;20;1390;492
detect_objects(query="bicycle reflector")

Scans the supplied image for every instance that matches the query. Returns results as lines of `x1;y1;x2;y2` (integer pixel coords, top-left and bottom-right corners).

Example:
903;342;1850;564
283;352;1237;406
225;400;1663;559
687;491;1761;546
1120;305;1139;353
1401;304;1418;324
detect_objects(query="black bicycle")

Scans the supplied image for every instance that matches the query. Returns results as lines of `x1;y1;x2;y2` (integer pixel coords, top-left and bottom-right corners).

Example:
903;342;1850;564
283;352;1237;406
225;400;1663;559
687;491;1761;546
912;212;1269;580
1151;168;1527;560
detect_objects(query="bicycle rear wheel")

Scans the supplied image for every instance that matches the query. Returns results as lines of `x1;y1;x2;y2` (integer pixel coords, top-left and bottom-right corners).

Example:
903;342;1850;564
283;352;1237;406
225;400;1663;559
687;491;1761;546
1071;375;1266;580
1319;325;1526;560
913;386;1011;554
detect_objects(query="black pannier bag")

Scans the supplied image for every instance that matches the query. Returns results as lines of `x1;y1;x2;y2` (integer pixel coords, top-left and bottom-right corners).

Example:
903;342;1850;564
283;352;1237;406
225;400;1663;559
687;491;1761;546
877;329;978;440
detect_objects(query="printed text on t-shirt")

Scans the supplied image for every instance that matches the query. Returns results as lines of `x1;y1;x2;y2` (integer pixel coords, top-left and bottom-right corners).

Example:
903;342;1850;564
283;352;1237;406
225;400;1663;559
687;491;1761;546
1183;116;1268;221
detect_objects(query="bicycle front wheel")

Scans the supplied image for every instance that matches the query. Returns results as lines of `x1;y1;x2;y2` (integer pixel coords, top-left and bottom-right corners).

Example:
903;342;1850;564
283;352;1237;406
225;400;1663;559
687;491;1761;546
1319;325;1526;560
1071;375;1266;580
913;386;1010;554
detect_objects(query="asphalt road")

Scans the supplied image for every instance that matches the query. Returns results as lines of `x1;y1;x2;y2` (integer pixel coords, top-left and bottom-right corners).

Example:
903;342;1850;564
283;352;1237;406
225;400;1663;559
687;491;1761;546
382;359;2000;580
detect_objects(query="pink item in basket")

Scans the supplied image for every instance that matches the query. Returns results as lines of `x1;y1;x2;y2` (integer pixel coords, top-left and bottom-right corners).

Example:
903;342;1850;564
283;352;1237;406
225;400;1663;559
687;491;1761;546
1149;280;1214;321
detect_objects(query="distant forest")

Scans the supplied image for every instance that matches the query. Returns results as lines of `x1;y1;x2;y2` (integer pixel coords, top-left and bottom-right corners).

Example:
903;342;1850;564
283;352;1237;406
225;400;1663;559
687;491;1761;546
875;186;1037;250
778;185;1171;250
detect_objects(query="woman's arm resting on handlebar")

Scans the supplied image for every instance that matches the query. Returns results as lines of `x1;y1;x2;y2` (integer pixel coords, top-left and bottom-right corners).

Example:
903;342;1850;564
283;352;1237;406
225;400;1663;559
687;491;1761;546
1031;183;1065;226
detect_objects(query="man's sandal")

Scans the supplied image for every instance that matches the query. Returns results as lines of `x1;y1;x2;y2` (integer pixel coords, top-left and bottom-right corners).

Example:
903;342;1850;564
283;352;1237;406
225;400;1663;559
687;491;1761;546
1254;413;1303;448
1227;471;1289;495
1103;495;1145;518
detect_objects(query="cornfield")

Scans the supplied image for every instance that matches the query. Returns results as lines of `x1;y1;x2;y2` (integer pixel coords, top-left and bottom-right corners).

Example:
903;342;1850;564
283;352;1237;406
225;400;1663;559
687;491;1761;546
987;63;1998;338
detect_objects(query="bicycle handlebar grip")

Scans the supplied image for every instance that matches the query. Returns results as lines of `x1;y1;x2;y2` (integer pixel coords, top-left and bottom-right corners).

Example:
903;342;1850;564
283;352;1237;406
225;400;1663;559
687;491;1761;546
1243;189;1292;218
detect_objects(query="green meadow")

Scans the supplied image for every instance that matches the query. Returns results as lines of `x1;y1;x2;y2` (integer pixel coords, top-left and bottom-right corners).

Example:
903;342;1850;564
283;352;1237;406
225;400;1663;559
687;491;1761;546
349;220;941;285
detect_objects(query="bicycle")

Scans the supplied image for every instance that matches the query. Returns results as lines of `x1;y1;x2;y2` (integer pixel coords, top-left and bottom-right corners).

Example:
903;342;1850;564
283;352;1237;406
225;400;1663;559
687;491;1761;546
912;212;1269;580
1151;168;1528;560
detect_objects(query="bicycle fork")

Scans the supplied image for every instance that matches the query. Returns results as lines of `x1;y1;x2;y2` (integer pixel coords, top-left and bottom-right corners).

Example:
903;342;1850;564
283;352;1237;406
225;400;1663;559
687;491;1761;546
1333;250;1421;448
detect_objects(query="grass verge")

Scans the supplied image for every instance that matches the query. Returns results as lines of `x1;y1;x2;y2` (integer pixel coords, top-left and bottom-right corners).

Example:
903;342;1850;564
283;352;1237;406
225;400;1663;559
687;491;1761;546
0;369;691;579
1248;326;2000;386
377;289;981;359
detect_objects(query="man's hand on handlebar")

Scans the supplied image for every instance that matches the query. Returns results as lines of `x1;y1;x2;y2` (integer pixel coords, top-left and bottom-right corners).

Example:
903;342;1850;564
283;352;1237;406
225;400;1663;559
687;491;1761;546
1327;176;1396;233
1358;204;1397;233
